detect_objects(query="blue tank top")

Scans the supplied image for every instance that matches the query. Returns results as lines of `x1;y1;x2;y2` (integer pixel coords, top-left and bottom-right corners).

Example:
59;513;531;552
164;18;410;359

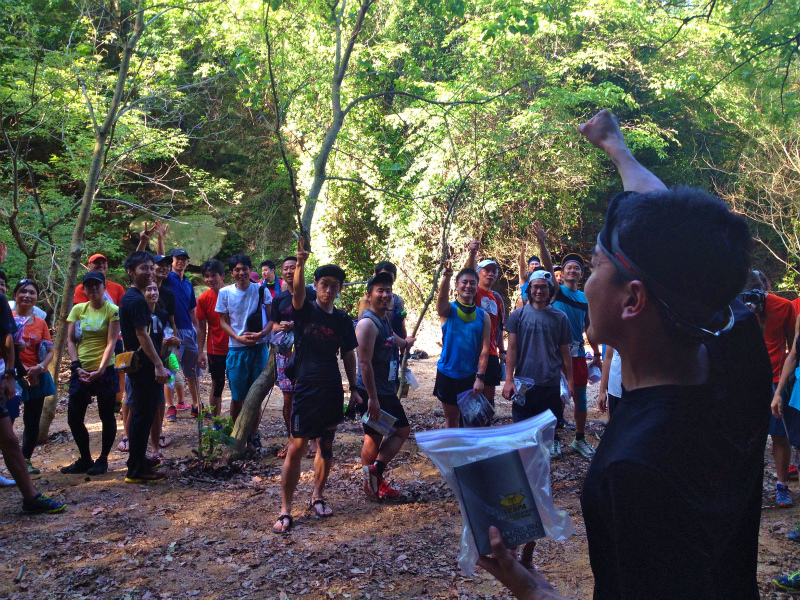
437;302;485;379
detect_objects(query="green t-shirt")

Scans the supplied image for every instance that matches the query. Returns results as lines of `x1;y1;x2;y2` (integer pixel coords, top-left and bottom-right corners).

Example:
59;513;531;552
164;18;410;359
67;301;119;371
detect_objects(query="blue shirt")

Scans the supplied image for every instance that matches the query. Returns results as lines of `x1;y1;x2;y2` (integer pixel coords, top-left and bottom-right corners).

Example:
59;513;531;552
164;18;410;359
161;271;196;329
437;302;485;379
552;285;588;357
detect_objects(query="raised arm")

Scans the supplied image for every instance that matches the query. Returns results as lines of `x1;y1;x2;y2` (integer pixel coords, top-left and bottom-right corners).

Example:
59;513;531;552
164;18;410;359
292;237;309;310
155;221;168;255
578;110;668;194
436;261;454;319
136;222;158;252
464;239;480;270
532;222;554;276
518;243;528;286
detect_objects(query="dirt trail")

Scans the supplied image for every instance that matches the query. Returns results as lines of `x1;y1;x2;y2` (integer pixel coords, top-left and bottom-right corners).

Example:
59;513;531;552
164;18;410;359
0;330;797;599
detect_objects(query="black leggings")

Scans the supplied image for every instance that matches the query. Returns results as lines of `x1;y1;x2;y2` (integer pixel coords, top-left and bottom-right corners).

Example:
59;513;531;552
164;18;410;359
22;396;45;459
68;391;117;461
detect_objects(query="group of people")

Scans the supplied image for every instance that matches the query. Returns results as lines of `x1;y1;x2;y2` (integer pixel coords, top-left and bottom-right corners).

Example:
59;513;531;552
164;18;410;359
0;108;795;599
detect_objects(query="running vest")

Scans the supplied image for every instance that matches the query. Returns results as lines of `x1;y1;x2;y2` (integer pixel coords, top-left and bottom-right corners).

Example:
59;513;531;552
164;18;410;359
437;302;486;380
356;309;397;395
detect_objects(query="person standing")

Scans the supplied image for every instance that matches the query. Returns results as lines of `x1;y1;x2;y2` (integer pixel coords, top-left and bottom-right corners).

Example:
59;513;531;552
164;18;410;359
502;269;573;459
259;260;284;299
12;279;56;474
197;259;229;418
62;272;120;475
119;251;169;483
518;245;541;298
272;239;359;534
356;271;416;500
433;262;491;428
160;248;201;417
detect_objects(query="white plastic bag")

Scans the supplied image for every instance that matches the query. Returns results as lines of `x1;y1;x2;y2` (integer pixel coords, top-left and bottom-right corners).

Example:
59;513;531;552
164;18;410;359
456;389;494;427
405;368;419;390
415;411;575;575
587;364;602;384
560;372;570;405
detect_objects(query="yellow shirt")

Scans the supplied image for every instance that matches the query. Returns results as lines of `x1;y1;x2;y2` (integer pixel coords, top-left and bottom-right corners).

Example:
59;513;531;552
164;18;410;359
67;301;119;371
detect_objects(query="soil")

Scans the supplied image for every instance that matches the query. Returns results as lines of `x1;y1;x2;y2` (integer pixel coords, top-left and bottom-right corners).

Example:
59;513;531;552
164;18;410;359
0;326;798;599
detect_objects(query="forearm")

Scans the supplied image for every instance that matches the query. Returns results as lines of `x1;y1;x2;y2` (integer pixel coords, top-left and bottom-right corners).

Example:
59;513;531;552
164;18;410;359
1;334;13;368
360;361;379;400
343;351;358;388
293;267;306;309
218;315;240;342
562;351;573;385
136;329;162;366
775;351;798;397
465;252;478;270
604;142;667;194
599;347;613;393
157;234;165;255
505;348;517;380
135;239;148;252
67;338;79;363
97;340;115;372
537;236;554;276
40;349;54;369
436;278;452;316
197;319;207;354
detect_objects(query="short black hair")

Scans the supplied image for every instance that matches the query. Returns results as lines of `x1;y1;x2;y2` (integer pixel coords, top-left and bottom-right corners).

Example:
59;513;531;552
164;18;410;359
314;264;346;284
260;260;276;270
281;256;298;265
228;254;253;271
367;271;394;293
611;186;751;322
202;259;225;276
528;256;540;265
13;278;40;296
124;251;154;278
374;261;397;277
455;267;478;284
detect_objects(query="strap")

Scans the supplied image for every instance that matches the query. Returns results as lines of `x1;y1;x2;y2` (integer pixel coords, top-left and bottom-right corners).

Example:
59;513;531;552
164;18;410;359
554;288;588;313
492;291;505;325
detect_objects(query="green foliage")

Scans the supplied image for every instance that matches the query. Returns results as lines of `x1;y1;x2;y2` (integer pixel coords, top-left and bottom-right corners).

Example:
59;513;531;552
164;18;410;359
198;416;236;459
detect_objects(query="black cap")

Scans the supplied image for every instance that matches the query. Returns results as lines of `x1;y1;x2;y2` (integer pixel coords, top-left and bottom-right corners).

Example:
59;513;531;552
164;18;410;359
561;253;585;270
367;271;394;292
83;271;106;284
314;264;346;284
170;249;190;259
153;254;173;265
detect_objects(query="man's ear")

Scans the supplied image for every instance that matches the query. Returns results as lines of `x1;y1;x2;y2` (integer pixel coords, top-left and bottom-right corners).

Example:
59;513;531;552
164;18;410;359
621;280;649;321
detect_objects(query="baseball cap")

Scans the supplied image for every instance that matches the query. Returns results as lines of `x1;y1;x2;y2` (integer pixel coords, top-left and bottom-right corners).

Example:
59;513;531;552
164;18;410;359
153;254;173;265
87;253;107;264
82;271;106;284
170;249;190;259
367;271;394;292
314;264;346;284
477;259;499;271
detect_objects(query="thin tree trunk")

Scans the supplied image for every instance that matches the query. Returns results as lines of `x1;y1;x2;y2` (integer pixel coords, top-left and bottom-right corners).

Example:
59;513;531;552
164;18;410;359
38;2;146;443
226;345;277;462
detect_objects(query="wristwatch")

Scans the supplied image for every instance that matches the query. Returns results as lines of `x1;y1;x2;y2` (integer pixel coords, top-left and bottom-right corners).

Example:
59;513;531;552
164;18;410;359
2;371;14;380
475;373;486;381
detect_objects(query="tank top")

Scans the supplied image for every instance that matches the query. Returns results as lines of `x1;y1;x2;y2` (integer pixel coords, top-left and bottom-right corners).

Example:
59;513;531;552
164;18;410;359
356;309;397;396
437;302;486;379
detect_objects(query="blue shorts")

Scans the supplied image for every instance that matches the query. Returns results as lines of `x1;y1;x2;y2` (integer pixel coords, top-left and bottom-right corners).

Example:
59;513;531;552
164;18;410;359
226;344;268;403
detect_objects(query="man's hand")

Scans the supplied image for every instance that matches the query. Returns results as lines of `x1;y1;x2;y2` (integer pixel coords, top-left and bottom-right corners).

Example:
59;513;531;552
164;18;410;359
296;236;309;267
772;393;783;419
442;260;453;278
367;396;380;422
578;109;626;153
198;353;208;370
467;239;481;255
154;364;170;385
502;380;517;401
273;320;293;333
473;376;485;395
598;388;608;413
589;355;602;369
85;369;102;383
164;335;181;348
404;336;416;349
1;376;15;400
155;220;169;241
477;527;568;600
532;222;549;244
139;222;157;246
236;333;259;346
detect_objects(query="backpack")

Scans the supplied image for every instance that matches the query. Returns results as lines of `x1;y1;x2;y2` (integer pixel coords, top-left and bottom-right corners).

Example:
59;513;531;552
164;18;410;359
245;284;269;333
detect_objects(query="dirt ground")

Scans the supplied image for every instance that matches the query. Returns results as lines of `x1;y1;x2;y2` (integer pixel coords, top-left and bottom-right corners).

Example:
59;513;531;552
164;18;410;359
1;326;799;600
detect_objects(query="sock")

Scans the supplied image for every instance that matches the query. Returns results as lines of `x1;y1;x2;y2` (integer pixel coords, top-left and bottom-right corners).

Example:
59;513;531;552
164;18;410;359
374;460;387;477
576;433;585;441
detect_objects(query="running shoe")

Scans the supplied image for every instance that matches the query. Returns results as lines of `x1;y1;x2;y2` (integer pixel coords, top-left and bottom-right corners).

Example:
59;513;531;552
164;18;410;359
60;457;94;474
790;464;799;480
176;402;190;411
22;493;66;514
363;464;380;499
147;455;162;469
166;406;177;422
550;439;562;460
87;456;108;476
125;470;165;484
203;410;212;419
0;473;15;486
777;483;793;508
190;405;199;418
25;459;40;475
378;481;401;500
570;438;596;459
774;569;800;592
788;523;800;542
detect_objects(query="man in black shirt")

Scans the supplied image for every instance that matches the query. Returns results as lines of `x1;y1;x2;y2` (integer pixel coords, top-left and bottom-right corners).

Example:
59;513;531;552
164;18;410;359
272;238;359;534
478;110;771;600
119;251;170;483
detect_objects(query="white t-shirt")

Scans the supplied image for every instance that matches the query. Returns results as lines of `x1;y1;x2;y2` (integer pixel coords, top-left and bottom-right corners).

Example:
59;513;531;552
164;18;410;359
8;301;47;320
215;283;272;348
608;349;622;398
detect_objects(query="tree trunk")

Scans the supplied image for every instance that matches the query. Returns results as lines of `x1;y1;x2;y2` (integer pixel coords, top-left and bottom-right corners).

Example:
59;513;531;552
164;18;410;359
38;2;145;443
226;344;277;462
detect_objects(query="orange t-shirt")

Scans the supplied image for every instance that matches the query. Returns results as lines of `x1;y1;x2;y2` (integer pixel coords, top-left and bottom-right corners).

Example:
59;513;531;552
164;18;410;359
74;280;126;305
196;288;229;355
764;294;796;383
12;314;52;369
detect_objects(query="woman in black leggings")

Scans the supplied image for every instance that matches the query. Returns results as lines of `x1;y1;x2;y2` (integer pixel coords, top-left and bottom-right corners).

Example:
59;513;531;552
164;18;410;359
61;272;121;475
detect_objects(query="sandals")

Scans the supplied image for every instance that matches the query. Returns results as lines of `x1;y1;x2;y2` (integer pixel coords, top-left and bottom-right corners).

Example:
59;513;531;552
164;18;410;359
277;444;289;459
308;498;333;518
272;514;293;535
159;435;171;448
305;446;316;459
117;437;129;452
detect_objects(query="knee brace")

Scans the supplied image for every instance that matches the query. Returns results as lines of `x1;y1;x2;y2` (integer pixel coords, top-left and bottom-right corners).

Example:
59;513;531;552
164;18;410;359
576;387;588;412
318;429;336;459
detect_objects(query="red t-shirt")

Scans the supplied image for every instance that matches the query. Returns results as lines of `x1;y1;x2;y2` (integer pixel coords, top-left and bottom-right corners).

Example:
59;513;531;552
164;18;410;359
793;298;800;323
196;288;229;355
12;314;52;368
764;293;796;383
474;287;503;356
74;280;126;305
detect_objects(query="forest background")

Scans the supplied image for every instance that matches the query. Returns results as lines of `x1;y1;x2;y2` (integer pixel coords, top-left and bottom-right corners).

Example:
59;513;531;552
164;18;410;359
2;0;799;335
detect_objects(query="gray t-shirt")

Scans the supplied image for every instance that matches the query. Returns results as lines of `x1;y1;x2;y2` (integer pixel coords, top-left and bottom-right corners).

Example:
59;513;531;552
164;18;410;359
505;304;571;386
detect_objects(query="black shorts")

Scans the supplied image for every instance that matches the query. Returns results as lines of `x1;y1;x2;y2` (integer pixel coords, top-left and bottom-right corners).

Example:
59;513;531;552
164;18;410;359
511;385;562;424
356;388;409;433
291;382;344;439
208;353;227;382
434;370;476;406
484;355;502;386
